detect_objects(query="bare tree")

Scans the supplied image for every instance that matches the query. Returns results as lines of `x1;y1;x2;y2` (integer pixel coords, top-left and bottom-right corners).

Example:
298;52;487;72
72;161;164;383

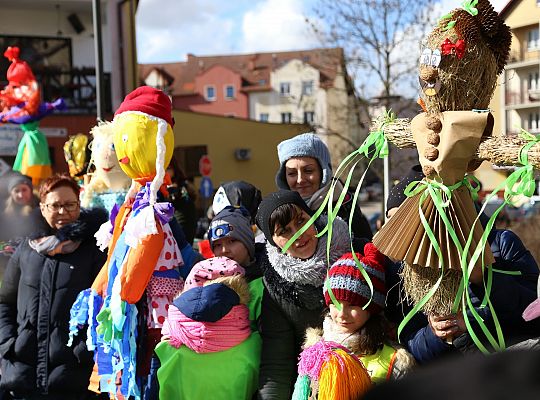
308;0;435;105
306;0;437;187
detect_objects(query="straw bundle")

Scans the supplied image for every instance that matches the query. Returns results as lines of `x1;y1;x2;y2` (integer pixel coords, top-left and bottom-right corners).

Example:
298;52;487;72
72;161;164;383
402;262;462;316
371;117;540;169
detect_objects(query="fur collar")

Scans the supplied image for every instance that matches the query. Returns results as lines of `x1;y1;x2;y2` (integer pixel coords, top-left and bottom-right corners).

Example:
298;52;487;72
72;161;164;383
302;316;364;354
322;315;364;354
265;215;351;287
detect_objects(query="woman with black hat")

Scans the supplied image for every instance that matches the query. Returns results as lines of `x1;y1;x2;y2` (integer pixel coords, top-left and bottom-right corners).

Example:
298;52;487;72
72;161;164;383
255;190;368;399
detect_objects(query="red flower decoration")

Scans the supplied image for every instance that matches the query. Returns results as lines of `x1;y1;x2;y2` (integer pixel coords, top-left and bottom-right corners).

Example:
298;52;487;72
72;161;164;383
441;38;466;59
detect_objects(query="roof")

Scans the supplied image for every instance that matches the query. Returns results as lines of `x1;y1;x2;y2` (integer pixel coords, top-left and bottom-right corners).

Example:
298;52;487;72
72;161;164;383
138;48;346;96
499;0;518;18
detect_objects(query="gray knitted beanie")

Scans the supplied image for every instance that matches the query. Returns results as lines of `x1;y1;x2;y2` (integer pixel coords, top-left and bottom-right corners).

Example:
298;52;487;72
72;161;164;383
208;206;255;260
275;133;332;190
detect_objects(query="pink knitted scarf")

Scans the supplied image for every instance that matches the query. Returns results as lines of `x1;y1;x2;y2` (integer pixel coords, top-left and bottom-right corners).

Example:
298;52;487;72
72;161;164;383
161;304;251;353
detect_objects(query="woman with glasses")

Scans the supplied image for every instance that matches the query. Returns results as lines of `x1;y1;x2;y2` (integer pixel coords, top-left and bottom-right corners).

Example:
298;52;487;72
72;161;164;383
0;174;108;399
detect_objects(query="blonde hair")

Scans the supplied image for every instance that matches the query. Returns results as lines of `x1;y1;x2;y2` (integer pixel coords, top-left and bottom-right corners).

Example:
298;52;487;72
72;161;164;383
4;192;37;217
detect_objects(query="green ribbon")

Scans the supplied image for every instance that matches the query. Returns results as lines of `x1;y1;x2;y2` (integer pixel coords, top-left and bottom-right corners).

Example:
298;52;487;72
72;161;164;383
396;175;506;352
442;20;457;31
283;110;395;311
461;0;479;16
281;110;394;254
504;129;540;202
439;12;453;20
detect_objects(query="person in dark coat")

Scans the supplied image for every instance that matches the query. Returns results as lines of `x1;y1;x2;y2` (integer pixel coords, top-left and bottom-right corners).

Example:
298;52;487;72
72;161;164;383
0;174;108;399
255;190;366;399
0;173;42;281
212;180;262;225
403;227;540;363
275;132;373;240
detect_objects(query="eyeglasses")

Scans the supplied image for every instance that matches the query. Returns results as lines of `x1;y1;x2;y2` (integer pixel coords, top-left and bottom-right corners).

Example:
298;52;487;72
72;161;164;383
42;201;79;212
209;223;233;240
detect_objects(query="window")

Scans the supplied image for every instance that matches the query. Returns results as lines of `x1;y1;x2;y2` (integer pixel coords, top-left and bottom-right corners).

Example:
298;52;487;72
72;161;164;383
529;113;540;132
281;112;292;123
259;113;269;122
304;111;315;124
280;82;291;96
528;28;539;50
302;80;314;96
224;85;235;100
205;85;216;101
529;72;539;90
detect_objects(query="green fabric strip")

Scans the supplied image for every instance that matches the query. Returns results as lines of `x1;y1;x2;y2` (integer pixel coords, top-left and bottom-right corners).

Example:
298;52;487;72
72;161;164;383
13;122;51;171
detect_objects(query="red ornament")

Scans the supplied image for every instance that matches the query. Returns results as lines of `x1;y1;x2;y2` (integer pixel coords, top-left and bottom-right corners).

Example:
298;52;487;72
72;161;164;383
441;38;466;59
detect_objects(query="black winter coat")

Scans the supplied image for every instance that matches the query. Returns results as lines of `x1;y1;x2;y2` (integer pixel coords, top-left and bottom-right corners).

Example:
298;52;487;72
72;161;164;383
257;234;367;400
0;208;107;398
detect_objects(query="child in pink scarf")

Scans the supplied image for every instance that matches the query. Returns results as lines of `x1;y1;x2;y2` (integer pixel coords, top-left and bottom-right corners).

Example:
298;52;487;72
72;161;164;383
162;256;251;352
156;257;261;399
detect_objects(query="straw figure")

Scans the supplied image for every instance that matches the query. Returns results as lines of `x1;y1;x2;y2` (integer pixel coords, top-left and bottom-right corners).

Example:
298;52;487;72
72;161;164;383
372;0;516;318
68;87;184;399
0;46;65;185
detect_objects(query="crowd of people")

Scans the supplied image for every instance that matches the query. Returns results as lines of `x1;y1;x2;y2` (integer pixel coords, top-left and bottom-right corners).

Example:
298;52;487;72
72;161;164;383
0;131;538;400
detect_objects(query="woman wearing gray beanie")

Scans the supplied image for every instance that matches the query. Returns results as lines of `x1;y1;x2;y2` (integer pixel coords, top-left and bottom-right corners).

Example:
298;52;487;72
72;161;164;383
0;172;42;280
0;172;40;241
275;132;373;240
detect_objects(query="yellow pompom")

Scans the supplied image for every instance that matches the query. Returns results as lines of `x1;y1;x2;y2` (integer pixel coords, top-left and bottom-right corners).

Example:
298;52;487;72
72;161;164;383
318;349;372;400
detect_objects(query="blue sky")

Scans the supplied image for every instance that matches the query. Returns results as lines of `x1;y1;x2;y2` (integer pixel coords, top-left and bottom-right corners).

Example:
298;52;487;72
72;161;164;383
136;0;509;64
136;0;319;63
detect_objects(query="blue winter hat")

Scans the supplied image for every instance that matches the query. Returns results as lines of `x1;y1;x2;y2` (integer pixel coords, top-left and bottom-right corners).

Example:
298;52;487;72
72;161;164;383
275;132;332;191
173;283;240;322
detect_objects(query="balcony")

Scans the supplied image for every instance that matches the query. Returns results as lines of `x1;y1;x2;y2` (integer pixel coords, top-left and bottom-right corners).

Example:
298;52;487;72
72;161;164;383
505;90;540;109
529;88;540;100
36;66;112;115
506;50;540;70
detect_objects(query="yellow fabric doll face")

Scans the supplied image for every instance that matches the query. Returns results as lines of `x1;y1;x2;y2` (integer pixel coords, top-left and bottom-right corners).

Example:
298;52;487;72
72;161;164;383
113;112;174;180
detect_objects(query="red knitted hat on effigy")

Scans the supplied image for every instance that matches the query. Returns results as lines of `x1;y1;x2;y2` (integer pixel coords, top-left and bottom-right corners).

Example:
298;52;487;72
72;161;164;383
4;47;36;85
115;85;174;127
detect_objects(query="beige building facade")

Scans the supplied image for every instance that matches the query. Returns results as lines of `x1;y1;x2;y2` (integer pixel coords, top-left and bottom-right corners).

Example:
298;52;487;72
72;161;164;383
483;0;540;191
172;110;309;196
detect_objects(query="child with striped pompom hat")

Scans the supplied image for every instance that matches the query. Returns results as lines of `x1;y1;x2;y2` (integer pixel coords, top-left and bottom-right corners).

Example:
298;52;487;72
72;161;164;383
293;243;416;399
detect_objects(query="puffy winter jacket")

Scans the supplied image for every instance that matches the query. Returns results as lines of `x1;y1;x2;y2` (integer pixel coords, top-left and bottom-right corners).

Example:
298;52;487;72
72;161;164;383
0;209;107;397
403;228;539;363
257;225;367;400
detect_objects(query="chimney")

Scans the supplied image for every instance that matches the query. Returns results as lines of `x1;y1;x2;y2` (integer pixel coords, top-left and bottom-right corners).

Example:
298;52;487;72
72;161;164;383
248;54;258;71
